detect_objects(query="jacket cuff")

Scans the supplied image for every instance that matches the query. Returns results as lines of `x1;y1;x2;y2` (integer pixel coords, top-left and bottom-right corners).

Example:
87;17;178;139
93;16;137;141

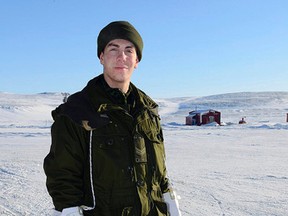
61;206;83;216
163;190;182;216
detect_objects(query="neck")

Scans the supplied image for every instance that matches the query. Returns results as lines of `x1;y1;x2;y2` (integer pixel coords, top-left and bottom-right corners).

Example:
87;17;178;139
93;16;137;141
103;75;130;93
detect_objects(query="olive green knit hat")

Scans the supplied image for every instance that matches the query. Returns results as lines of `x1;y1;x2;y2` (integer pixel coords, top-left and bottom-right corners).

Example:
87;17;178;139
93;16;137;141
97;21;143;61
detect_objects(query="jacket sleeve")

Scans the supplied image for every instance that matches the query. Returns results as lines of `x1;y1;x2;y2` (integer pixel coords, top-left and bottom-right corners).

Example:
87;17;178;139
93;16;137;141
44;115;88;211
156;122;171;194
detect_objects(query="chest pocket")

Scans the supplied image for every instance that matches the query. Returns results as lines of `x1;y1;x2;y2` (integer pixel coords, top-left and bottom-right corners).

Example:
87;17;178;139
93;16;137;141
138;111;163;144
136;111;166;178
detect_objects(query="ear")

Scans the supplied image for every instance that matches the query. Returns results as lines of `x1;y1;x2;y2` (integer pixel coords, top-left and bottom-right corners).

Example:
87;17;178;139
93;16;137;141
100;52;104;65
134;58;139;69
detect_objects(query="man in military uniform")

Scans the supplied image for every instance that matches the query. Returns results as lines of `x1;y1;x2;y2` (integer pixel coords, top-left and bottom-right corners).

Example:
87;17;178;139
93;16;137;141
44;21;181;216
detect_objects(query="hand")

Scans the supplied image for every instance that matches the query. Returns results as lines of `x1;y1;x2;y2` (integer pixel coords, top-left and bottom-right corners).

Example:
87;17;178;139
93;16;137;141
163;190;182;216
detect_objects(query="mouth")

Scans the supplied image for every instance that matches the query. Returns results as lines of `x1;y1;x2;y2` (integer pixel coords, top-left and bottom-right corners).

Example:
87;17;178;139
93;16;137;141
115;66;128;70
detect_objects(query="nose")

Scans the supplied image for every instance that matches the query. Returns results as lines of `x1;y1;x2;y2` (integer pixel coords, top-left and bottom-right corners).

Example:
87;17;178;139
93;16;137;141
116;51;126;61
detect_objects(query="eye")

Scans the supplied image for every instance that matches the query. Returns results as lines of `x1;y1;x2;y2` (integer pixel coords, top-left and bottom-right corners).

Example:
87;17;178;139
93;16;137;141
125;48;135;55
107;48;119;55
106;45;119;52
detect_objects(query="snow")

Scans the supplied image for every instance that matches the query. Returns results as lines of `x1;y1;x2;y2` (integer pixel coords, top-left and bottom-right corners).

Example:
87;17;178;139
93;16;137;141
1;91;288;215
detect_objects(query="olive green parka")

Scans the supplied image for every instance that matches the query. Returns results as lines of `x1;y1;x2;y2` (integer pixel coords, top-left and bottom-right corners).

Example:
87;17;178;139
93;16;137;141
44;75;170;216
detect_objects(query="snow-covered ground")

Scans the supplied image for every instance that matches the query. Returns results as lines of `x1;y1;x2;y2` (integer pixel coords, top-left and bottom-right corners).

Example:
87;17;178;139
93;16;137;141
1;91;288;215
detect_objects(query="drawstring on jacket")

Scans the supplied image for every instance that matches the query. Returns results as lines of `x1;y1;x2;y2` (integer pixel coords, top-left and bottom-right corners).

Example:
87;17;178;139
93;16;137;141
81;130;96;211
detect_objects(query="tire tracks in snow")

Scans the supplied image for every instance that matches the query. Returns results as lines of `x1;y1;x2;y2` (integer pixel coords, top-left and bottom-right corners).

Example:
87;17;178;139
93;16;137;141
210;193;225;216
0;162;52;215
0;203;18;215
171;178;227;215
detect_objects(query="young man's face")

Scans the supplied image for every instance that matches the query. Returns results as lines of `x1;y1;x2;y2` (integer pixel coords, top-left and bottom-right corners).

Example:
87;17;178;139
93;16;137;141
100;39;139;91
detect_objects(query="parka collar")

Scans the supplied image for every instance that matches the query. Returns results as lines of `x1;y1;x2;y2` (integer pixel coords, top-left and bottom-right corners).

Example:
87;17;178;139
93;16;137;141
84;74;158;115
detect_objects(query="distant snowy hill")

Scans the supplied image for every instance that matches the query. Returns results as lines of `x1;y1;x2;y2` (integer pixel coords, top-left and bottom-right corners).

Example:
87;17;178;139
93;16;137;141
1;91;287;127
157;91;288;128
179;91;288;109
0;92;64;125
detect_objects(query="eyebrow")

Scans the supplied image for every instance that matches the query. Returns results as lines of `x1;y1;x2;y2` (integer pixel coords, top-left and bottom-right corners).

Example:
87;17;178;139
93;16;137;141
107;42;135;49
107;42;119;48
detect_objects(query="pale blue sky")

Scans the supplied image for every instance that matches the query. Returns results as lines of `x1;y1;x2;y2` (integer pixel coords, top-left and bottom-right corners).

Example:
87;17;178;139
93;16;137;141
1;0;287;98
